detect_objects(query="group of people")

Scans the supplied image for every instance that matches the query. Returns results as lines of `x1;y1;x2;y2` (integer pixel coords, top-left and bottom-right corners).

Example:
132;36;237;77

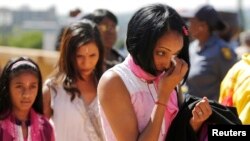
0;3;248;141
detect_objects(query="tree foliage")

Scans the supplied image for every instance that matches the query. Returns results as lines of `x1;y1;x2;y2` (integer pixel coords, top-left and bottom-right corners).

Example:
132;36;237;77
0;31;43;49
8;31;43;49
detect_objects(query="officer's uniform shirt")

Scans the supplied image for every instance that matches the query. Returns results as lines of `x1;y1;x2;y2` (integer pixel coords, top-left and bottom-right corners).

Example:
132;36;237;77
186;34;237;101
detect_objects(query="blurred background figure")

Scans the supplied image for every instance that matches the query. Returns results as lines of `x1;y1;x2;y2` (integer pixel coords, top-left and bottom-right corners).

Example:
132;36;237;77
235;31;250;60
0;57;55;141
89;9;125;70
219;53;250;124
43;20;104;141
218;11;241;50
68;8;82;23
186;5;237;101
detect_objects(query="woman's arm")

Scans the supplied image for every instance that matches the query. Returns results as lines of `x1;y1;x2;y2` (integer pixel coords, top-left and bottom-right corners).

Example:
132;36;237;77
98;71;168;141
98;71;138;141
43;85;53;119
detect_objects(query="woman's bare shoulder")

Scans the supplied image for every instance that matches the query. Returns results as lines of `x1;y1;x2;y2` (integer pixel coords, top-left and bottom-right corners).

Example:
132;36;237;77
98;70;130;100
98;70;124;90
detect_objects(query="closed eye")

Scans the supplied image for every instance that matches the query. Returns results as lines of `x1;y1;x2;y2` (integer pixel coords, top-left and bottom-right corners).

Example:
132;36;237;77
90;53;97;57
30;84;38;89
76;54;83;58
15;84;23;89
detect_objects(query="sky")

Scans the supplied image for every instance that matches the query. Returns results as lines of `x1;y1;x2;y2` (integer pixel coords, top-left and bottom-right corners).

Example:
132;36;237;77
0;0;249;16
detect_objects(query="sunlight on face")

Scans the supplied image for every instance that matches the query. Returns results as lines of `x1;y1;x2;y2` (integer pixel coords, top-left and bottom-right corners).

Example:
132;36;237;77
98;17;117;49
10;72;38;113
153;31;183;72
76;42;99;78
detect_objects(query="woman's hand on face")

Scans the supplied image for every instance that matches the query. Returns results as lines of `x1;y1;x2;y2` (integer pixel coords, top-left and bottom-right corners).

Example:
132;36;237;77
190;97;212;132
159;57;188;92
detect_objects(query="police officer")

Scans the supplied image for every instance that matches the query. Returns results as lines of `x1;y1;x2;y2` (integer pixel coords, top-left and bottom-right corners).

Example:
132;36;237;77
186;5;237;101
85;9;125;70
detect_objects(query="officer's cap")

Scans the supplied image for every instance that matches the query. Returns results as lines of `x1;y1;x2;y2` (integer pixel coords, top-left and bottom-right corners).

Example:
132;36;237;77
195;5;226;31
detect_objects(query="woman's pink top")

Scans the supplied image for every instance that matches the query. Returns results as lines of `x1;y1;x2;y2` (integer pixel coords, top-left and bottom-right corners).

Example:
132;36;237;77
98;56;179;141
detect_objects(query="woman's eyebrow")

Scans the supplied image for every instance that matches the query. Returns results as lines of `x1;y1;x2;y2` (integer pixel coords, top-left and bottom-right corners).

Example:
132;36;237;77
158;46;170;51
158;46;181;54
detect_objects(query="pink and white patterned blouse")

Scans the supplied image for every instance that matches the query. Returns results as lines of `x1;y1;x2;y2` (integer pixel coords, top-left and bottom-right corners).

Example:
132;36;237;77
99;55;179;141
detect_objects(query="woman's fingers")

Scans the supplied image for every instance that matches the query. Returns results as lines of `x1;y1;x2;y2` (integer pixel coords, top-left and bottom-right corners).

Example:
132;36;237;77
170;58;188;76
192;97;212;122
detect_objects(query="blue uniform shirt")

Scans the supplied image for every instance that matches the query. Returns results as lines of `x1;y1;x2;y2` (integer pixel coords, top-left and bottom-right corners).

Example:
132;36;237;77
186;34;237;101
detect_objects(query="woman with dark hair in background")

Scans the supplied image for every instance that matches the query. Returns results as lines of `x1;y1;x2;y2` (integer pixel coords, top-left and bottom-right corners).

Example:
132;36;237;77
0;57;55;141
43;20;104;141
98;4;212;141
91;9;125;69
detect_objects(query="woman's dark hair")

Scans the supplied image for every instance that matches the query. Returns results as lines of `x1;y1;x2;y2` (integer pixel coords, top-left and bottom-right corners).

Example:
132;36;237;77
0;57;43;119
55;19;104;100
126;3;190;84
92;9;118;25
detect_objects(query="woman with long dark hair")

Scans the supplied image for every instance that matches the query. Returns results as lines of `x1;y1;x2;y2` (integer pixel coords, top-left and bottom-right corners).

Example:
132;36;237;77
43;19;104;141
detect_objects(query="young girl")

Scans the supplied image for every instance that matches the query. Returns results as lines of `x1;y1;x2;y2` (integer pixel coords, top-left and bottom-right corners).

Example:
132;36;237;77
0;57;55;141
43;19;104;141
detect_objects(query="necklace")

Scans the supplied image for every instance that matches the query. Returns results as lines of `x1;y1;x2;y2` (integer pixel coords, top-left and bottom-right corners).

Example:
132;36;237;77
146;81;157;103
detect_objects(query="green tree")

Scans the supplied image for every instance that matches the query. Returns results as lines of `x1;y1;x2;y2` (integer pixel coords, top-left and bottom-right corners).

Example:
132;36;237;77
8;31;43;49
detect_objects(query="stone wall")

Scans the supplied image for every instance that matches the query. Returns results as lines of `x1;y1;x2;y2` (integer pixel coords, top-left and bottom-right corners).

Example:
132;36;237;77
0;46;59;81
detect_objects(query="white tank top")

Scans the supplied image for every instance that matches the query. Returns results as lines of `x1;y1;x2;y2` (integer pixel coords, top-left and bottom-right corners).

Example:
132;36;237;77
47;81;103;141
